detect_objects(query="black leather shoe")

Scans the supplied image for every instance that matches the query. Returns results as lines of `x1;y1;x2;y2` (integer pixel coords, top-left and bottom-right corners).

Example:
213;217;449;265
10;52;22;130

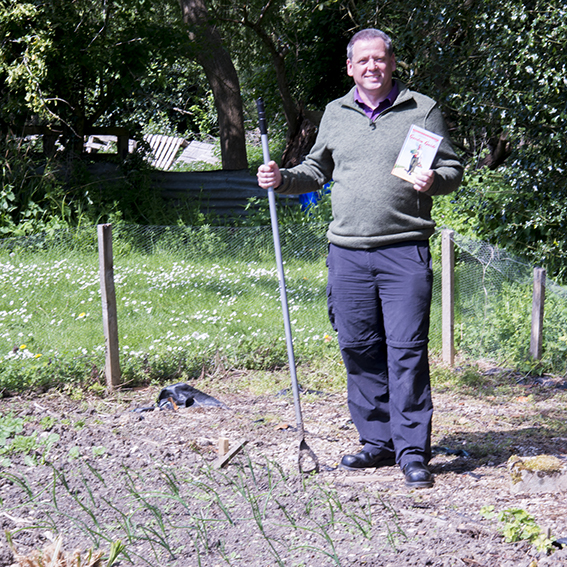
340;450;396;471
403;461;434;488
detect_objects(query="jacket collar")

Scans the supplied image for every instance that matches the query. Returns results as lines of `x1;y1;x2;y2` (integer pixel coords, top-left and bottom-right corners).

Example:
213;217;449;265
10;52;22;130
340;80;412;113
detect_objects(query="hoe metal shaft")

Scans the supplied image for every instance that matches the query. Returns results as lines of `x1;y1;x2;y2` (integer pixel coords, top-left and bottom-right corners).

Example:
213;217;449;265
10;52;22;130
256;97;318;473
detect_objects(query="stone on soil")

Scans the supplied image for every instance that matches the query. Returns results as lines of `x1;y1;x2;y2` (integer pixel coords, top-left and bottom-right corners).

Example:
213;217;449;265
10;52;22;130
508;454;567;494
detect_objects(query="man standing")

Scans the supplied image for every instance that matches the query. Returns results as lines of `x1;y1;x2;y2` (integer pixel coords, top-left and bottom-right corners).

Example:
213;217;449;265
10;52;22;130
257;29;463;488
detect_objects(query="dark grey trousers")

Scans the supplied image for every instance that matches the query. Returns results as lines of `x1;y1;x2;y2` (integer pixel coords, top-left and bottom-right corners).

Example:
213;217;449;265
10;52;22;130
326;241;433;468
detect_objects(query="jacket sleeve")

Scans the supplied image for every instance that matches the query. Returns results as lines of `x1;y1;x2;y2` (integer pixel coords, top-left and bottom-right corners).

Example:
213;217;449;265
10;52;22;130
423;106;464;197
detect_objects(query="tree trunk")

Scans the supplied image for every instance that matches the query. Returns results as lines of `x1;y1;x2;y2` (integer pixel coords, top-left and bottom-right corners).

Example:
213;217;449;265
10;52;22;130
281;109;320;168
179;0;248;170
245;20;299;139
244;18;319;166
477;133;511;170
216;4;318;166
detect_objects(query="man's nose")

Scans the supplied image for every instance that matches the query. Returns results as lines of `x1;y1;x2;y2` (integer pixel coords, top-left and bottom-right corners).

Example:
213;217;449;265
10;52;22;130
367;58;377;70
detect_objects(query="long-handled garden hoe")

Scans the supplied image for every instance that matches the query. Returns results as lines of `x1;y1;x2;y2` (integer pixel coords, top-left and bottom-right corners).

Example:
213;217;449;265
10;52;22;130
256;97;319;475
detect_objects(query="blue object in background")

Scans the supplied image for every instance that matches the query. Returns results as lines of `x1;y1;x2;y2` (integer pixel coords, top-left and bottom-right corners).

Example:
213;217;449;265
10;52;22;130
298;181;332;212
298;192;320;210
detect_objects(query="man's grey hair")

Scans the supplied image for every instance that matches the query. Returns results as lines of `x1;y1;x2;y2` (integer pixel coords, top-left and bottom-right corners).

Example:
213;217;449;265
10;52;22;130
347;29;393;60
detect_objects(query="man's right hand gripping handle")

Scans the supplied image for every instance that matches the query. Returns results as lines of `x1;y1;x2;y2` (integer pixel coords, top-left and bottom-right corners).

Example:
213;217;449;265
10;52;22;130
257;161;282;190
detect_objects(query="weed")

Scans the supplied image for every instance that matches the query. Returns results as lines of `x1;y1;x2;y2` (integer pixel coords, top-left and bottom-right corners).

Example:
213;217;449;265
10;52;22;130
68;447;81;460
88;383;107;396
0;415;60;466
0;412;24;443
92;446;107;458
480;505;556;553
40;416;56;430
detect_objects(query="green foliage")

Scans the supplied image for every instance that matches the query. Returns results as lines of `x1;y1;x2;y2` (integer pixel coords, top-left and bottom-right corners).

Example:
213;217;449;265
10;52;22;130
480;505;555;553
0;225;336;392
0;412;24;445
219;0;352;123
297;0;567;282
0;135;221;235
441;248;567;373
0;138;73;236
39;416;56;431
430;365;486;392
68;446;81;460
3;223;567;391
0;412;60;467
2;0;566;282
246;130;287;172
432;169;511;239
433;168;567;283
458;280;531;365
0;0;194;135
395;0;566;281
0;351;100;394
187;91;218;136
2;0;567;385
92;446;107;458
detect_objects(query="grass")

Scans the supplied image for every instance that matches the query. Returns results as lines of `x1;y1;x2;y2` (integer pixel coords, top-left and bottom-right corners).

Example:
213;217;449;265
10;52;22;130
1;224;567;393
0;225;336;391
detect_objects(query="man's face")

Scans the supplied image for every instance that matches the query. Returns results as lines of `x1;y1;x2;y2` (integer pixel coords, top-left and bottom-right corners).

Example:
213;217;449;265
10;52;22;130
347;38;396;102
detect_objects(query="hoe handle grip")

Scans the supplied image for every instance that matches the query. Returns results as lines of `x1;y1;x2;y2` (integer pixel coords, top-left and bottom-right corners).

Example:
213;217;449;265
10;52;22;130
256;97;268;136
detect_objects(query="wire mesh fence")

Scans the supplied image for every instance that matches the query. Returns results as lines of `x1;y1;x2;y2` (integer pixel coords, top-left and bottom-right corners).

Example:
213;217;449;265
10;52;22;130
431;231;567;370
1;224;566;384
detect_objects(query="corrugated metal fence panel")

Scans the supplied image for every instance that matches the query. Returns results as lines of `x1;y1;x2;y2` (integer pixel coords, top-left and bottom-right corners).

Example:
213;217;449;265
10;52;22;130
84;164;297;218
150;169;296;217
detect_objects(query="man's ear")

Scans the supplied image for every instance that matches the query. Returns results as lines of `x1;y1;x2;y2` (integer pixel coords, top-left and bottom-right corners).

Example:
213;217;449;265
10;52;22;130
346;58;354;77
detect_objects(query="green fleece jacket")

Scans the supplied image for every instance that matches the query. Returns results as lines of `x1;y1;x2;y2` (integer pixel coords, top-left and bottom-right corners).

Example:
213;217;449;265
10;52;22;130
276;81;463;249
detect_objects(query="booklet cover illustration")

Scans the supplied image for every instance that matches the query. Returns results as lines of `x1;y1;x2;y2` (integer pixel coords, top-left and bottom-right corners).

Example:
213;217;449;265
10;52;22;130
391;124;443;183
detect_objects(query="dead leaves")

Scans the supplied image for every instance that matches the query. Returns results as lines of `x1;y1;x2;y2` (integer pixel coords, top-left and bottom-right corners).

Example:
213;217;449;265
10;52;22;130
6;534;124;567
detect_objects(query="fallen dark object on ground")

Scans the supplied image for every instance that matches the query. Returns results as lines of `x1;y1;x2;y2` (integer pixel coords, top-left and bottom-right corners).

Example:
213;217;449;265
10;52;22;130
158;382;228;409
132;383;228;413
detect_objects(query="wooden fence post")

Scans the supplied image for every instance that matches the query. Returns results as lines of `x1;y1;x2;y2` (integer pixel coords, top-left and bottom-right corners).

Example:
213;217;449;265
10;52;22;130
441;229;455;366
98;224;121;390
530;267;546;360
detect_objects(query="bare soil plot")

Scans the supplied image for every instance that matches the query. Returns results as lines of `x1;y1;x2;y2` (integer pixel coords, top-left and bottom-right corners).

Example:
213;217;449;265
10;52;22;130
1;368;566;567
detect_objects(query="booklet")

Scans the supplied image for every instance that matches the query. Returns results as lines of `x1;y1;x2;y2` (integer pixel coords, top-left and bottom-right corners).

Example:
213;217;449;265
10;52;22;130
391;124;443;183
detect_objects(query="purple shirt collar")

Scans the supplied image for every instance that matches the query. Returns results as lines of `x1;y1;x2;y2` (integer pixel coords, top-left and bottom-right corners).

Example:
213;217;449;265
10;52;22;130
354;81;399;121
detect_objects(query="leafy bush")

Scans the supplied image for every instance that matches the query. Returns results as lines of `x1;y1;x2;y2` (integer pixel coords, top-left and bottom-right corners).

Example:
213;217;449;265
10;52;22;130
433;169;567;284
